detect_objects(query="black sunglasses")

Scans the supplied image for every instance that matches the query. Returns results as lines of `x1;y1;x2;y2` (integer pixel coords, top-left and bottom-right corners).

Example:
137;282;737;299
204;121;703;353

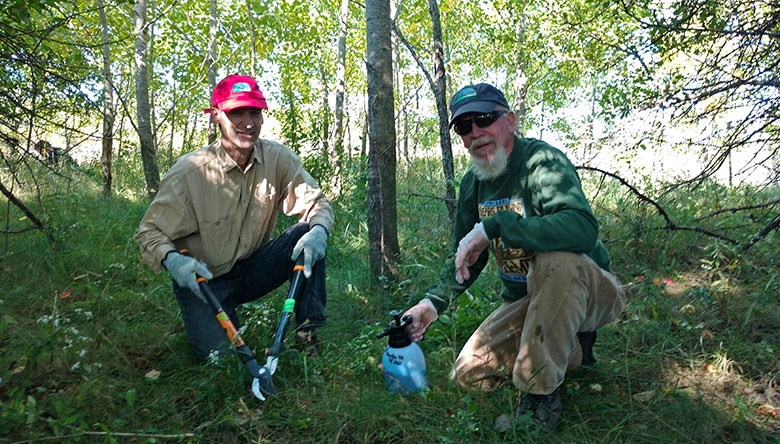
452;111;507;136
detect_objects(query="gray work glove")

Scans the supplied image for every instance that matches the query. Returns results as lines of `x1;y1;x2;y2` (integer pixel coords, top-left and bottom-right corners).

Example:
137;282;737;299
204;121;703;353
162;251;213;304
291;225;328;278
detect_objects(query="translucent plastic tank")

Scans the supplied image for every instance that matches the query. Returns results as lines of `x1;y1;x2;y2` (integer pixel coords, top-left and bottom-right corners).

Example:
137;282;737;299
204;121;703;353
378;311;428;393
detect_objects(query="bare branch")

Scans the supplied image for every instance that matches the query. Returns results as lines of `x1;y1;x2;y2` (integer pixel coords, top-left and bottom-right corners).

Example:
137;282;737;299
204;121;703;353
742;213;780;252
0;180;49;238
696;198;780;220
578;166;738;244
391;23;436;94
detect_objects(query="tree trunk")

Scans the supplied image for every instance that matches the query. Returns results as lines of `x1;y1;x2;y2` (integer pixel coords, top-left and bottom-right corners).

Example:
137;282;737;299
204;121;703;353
366;145;383;276
183;114;197;153
148;0;157;152
98;0;114;197
168;60;176;170
428;0;456;223
361;96;368;158
207;0;218;145
245;0;257;77
134;0;160;199
586;80;595;161
331;0;349;195
514;16;528;137
402;89;408;166
366;0;400;277
394;33;404;169
320;65;330;157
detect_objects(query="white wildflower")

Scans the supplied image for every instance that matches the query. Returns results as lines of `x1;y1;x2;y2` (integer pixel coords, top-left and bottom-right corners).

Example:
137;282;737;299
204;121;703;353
206;350;221;365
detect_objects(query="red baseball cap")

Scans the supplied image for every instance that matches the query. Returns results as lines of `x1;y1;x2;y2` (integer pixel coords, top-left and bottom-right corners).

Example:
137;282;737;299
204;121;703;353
204;74;268;113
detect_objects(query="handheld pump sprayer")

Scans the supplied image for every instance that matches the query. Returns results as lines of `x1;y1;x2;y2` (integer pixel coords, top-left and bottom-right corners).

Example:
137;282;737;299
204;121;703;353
377;310;428;393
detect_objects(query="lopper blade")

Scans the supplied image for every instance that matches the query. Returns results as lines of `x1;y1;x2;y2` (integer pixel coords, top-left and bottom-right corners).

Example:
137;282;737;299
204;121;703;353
265;356;279;375
251;378;266;401
253;365;278;397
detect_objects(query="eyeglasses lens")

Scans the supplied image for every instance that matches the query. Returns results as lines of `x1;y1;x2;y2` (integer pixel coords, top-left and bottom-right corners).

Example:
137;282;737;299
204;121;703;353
453;111;506;136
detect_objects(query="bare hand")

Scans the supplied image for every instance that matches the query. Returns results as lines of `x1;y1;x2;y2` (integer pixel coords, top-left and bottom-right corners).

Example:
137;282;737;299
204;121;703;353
404;299;439;342
454;222;489;283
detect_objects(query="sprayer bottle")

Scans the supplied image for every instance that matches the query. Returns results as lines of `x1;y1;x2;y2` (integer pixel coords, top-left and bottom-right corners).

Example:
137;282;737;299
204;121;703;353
377;310;428;393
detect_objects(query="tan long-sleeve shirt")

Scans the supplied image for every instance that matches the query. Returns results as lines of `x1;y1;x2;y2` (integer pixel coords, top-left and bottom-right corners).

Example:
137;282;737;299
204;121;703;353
134;138;334;277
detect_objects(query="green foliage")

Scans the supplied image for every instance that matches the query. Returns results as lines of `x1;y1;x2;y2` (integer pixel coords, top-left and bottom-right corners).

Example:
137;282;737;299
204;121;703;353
1;0;61;23
1;0;780;440
2;157;778;442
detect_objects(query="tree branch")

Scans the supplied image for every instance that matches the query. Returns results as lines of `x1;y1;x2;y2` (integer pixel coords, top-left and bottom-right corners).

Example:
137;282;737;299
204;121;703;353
0;180;50;239
742;212;780;252
391;23;436;94
577;166;737;244
695;198;780;220
9;430;195;443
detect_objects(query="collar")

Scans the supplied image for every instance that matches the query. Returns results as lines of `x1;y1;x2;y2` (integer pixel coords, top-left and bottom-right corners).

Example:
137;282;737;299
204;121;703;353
214;140;263;173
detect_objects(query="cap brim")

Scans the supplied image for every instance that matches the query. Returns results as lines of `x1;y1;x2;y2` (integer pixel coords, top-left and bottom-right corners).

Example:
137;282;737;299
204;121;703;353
210;97;269;113
449;100;500;126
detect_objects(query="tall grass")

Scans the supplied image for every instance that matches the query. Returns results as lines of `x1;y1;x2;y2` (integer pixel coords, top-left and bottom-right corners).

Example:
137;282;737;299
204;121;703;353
1;156;778;443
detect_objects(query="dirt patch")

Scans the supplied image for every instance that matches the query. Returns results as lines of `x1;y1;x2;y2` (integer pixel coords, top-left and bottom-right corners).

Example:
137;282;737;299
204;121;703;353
664;358;780;432
662;272;709;299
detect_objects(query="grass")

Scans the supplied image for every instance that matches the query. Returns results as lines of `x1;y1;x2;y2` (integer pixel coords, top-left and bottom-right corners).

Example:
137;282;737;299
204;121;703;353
1;157;778;443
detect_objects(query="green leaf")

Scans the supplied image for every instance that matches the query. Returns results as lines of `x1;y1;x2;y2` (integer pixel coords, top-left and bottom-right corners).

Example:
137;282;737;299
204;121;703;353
125;388;137;408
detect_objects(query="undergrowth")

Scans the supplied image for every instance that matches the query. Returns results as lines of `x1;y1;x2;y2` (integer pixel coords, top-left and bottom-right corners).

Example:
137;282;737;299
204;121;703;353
0;156;778;443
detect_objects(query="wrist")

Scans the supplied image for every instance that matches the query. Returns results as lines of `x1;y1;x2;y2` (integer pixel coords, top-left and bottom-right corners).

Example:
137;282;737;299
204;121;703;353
480;218;498;240
418;298;439;319
474;221;488;240
161;250;180;270
311;224;328;238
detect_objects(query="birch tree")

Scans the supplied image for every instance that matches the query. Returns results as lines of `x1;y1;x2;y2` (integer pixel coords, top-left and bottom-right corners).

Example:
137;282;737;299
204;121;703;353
366;0;400;277
428;0;455;222
134;0;159;199
207;0;218;145
97;0;114;197
331;0;350;195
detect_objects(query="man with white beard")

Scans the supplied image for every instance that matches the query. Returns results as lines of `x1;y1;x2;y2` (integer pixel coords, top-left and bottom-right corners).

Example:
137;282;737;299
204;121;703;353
403;83;626;431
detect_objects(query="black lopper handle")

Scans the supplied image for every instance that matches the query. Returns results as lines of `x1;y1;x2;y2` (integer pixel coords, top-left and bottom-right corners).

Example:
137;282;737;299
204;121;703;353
266;254;307;357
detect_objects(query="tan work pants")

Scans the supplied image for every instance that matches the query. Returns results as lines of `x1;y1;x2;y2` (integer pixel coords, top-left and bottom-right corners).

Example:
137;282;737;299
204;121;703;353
449;251;626;395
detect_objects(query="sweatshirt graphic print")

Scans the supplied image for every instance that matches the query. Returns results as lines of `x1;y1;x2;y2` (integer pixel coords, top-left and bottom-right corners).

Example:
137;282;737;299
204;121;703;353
479;197;533;283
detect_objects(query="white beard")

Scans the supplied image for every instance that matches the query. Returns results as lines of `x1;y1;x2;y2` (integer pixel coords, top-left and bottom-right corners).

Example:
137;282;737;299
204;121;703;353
470;138;508;181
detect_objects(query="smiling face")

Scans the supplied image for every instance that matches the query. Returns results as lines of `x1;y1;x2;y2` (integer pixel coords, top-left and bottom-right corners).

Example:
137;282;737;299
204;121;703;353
455;107;516;180
211;106;264;153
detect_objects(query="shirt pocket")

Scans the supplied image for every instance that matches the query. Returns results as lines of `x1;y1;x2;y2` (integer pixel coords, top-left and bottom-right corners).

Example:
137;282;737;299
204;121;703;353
199;214;238;270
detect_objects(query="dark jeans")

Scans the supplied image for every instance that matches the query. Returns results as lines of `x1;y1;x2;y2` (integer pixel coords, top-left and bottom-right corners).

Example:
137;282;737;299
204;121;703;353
172;223;327;361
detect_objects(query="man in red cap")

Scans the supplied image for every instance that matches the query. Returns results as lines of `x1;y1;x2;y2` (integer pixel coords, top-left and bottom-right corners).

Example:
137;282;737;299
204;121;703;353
135;74;334;361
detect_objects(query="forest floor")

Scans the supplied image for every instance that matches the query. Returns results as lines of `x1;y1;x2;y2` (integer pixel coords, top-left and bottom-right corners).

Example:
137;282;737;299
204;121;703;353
1;160;779;443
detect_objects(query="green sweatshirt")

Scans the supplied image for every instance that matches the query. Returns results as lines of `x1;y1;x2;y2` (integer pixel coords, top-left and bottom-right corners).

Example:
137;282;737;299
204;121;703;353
425;136;611;313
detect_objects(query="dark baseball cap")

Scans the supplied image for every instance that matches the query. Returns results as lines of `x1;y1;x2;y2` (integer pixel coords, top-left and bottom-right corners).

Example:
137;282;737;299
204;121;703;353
448;83;510;126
